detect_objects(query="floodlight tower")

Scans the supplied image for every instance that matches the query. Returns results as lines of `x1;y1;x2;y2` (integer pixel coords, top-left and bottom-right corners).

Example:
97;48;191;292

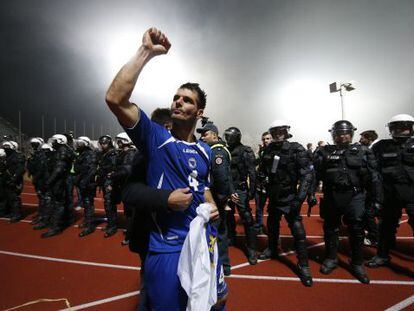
329;81;356;119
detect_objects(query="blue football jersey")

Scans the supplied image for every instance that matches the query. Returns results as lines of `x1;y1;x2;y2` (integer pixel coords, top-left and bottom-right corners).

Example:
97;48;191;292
124;109;212;253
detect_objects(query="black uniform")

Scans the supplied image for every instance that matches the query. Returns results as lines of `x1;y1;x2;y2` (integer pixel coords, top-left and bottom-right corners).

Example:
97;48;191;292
2;149;26;221
259;140;313;285
74;147;98;235
314;143;382;281
112;146;136;242
27;148;49;223
255;146;269;233
209;141;233;274
96;147;118;234
42;144;75;237
228;142;257;263
368;138;414;265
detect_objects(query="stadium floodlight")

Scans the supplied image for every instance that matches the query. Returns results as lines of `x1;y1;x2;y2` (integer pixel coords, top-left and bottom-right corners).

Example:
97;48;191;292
329;81;356;119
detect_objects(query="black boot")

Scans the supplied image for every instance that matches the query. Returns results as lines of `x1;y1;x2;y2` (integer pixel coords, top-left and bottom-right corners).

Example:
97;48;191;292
104;227;117;238
258;247;278;260
79;226;95;237
9;215;23;223
320;258;338;274
41;228;62;238
366;255;390;268
245;226;258;265
33;222;49;230
246;247;258;265
350;264;370;284
297;264;313;287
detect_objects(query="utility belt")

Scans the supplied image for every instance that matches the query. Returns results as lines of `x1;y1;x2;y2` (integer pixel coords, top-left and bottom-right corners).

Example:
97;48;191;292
327;185;363;194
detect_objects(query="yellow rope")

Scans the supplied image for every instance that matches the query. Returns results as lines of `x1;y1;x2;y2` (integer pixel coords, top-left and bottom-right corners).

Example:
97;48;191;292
3;298;71;311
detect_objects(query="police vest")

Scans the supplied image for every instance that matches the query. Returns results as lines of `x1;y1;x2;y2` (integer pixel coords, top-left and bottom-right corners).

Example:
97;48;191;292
230;144;252;186
262;141;299;191
323;144;368;190
374;138;414;184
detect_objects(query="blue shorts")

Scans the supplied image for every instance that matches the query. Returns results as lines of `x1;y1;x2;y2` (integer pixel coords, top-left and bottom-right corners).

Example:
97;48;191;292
144;251;228;311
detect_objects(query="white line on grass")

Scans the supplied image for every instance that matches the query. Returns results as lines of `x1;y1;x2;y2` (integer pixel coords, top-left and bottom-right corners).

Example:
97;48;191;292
0;250;140;271
59;290;140;311
385;295;414;311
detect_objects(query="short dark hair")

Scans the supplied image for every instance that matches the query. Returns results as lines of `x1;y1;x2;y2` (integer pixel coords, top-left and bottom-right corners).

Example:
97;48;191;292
262;131;270;137
360;130;378;141
179;82;207;110
151;108;172;126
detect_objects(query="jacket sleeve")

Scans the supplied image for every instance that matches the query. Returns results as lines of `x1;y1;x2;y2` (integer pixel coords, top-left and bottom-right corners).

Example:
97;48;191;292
294;144;313;203
244;146;256;195
122;181;172;213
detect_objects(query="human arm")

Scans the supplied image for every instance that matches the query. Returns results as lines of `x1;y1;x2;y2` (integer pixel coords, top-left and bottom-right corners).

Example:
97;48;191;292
105;27;171;128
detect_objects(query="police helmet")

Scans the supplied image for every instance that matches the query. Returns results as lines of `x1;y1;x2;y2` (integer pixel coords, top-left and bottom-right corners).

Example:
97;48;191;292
2;141;13;149
10;141;18;150
51;134;68;145
98;135;113;147
224;127;241;147
329;120;356;139
115;132;132;146
269;119;291;140
76;136;91;148
41;143;54;151
30;137;44;149
387;114;414;138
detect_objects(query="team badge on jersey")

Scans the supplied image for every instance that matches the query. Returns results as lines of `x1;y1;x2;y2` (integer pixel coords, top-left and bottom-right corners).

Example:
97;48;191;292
188;157;197;169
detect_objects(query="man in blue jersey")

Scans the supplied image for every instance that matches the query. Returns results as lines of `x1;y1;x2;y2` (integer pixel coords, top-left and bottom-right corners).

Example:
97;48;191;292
106;27;226;311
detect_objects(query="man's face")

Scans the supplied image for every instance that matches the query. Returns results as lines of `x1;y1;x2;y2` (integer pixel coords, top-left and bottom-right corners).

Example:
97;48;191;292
359;135;370;146
99;142;110;151
270;128;286;142
171;88;203;124
200;130;217;144
334;133;352;145
261;134;272;147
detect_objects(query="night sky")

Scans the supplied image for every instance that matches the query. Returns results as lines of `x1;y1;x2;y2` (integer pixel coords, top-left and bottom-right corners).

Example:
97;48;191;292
2;0;414;148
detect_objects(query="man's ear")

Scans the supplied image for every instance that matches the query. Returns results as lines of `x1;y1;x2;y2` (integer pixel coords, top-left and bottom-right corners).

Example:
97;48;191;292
197;109;204;119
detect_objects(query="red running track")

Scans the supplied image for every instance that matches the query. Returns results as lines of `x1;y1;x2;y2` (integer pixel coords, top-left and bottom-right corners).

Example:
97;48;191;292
1;182;413;310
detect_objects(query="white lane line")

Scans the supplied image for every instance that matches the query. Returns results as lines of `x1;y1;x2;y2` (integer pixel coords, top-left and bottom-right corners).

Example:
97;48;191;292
236;234;414;240
231;241;328;271
0;217;106;231
385;295;414;311
59;290;140;311
0;250;140;271
227;274;414;286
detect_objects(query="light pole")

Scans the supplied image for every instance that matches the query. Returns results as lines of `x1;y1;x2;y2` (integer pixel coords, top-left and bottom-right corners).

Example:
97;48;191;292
329;81;356;120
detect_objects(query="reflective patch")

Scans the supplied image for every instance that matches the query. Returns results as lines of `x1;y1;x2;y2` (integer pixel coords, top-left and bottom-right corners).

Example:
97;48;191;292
215;157;223;165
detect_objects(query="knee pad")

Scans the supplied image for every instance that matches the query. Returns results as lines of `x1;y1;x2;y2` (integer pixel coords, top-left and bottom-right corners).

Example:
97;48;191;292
290;221;306;240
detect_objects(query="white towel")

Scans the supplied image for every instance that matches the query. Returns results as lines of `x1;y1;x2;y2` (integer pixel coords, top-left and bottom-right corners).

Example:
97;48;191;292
177;203;218;311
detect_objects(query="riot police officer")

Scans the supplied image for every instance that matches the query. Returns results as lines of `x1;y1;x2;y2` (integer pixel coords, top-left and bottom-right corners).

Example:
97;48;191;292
74;136;98;237
367;114;414;268
258;120;313;286
198;122;233;275
113;132;137;245
314;120;382;284
42;134;75;238
255;131;272;234
97;135;118;237
27;137;48;225
33;143;55;230
224;126;258;265
1;141;26;222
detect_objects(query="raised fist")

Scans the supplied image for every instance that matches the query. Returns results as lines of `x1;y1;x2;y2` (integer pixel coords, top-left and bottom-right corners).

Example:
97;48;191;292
142;27;171;56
